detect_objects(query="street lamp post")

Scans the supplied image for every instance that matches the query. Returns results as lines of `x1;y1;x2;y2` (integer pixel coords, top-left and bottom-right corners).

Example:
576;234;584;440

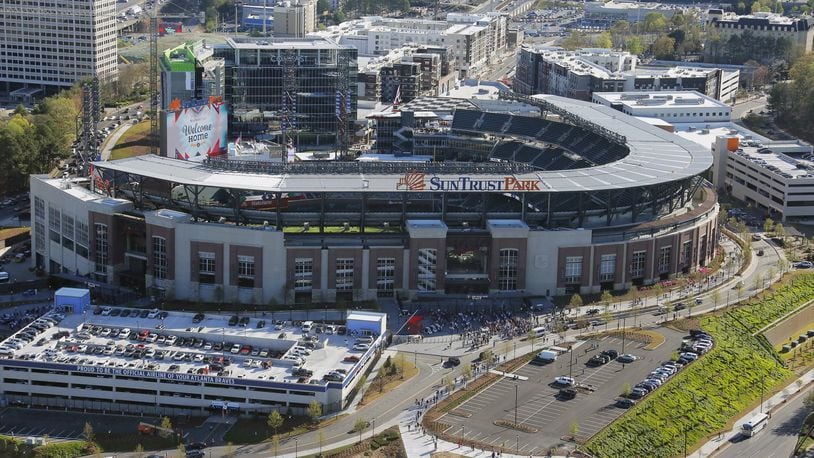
514;384;518;426
516;434;519;453
372;417;376;438
295;438;298;458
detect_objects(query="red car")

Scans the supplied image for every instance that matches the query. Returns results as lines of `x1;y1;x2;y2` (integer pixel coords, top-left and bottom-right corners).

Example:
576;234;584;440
240;345;251;355
343;355;360;363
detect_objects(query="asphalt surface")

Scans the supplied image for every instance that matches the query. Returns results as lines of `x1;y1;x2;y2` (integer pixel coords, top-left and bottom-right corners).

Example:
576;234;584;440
436;329;685;454
716;385;813;458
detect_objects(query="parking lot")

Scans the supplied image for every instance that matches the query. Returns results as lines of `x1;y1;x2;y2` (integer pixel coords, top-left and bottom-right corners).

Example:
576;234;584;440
0;407;159;440
437;328;686;454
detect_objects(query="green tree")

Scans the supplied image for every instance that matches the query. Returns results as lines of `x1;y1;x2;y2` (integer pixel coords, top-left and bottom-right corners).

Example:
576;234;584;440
643;12;668;33
804;390;814;411
267;410;284;436
625;36;645;55
569;420;580;437
176;443;186;458
561;31;590;50
569;293;583;309
354;418;368;443
594;31;613;49
309;400;323;423
134;444;145;458
651;35;676;59
161;416;173;431
712;289;721;309
764;218;775;234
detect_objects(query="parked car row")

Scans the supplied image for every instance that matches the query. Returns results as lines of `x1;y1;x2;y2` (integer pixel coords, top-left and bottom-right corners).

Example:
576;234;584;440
0;313;64;355
621;331;714;406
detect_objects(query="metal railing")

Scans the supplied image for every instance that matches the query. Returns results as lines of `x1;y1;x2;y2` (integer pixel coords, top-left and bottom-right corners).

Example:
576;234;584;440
202;158;537;175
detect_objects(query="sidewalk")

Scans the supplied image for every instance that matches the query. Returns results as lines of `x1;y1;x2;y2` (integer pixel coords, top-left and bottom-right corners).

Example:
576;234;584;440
691;367;814;458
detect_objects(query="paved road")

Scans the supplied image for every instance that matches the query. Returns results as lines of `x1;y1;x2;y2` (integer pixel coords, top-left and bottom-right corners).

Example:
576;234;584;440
731;95;768;120
716;386;812;458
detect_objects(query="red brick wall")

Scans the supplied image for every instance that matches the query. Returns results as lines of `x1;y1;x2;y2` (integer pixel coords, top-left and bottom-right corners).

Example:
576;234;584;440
229;245;264;288
146;225;175;280
190;241;224;283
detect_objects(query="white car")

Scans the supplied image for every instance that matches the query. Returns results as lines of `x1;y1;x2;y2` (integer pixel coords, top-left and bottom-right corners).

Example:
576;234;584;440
352;343;371;351
194;354;204;362
553;376;575;387
231;344;241;354
101;307;112;316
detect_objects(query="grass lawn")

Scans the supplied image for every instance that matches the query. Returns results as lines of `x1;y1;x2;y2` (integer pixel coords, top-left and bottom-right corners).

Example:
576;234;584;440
223;415;315;444
110;120;152;160
585;274;814;457
640;329;666;350
0;227;29;240
359;362;419;406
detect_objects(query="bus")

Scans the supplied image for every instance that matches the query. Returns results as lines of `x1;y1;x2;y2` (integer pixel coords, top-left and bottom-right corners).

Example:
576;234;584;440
741;412;769;437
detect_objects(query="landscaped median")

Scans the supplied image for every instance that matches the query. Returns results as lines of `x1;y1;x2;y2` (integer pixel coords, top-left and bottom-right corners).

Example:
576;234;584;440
585;273;814;457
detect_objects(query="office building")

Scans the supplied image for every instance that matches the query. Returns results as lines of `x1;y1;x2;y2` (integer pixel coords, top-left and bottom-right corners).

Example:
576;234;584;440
357;46;455;104
0;0;118;96
208;37;357;145
584;1;686;24
312;14;507;77
514;47;739;103
706;10;814;55
592;91;732;124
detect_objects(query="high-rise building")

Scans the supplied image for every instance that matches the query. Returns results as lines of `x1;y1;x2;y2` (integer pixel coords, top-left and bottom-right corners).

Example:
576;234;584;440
0;0;118;95
213;37;357;145
273;0;317;37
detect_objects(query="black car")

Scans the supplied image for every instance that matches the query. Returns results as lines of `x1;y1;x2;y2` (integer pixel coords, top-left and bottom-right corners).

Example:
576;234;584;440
601;349;618;360
110;308;121;316
187;442;207;451
587;354;610;366
445;357;461;367
186;451;205;458
616;398;636;408
139;309;150;318
192;313;205;323
121;309;131;317
228;315;239;326
559;388;577;400
293;367;314;377
257;320;266;329
586;308;601;315
673;303;686;311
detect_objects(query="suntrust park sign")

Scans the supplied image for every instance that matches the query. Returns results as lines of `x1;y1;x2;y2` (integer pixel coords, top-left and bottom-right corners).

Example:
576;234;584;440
75;364;236;385
396;172;541;192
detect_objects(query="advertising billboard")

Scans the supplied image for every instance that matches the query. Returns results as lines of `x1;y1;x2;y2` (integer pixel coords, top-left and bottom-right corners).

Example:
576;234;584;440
165;101;227;160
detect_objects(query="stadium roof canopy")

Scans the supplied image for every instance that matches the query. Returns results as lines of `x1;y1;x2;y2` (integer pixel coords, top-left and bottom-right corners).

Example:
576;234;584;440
94;96;712;194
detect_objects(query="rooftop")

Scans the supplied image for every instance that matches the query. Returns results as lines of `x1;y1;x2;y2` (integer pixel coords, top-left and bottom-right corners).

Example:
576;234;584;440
593;91;729;110
91;95;713;193
673;122;814;179
0;308;371;386
225;36;345;50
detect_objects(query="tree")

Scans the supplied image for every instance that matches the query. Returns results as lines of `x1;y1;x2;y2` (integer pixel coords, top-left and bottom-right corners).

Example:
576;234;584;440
594;31;613;49
176;443;186;458
354;418;368;443
395;353;407;378
461;363;473;380
763;218;775;234
804;390;814;411
653;283;664;305
82;422;95;443
161;416;173;431
527;329;538;351
643;12;668;33
569;293;583;309
134;444;145;458
267;410;284;436
651;35;676;59
775;223;787;242
601;290;613;308
622;382;632;396
712;289;721;310
308;400;323;424
625;36;644;55
480;349;495;366
561;31;590;50
569;420;580;438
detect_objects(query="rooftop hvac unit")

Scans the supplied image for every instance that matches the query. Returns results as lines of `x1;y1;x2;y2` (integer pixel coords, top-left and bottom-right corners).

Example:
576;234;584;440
701;129;710;134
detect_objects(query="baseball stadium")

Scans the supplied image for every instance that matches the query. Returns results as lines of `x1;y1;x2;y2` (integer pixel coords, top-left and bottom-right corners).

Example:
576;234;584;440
30;95;717;304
